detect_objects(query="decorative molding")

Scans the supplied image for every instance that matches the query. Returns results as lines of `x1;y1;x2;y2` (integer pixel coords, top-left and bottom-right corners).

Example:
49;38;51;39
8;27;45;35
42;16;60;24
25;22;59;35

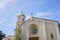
55;22;60;40
43;20;47;40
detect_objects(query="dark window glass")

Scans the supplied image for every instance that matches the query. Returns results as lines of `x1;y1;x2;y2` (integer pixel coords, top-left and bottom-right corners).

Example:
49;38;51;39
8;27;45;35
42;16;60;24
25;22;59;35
51;33;54;39
32;28;37;34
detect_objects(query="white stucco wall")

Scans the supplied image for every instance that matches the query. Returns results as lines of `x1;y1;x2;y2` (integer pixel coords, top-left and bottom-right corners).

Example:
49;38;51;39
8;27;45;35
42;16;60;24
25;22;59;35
22;17;60;40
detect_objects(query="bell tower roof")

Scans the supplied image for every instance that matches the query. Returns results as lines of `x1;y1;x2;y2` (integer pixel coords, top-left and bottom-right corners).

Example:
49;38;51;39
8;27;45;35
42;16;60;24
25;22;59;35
18;12;25;17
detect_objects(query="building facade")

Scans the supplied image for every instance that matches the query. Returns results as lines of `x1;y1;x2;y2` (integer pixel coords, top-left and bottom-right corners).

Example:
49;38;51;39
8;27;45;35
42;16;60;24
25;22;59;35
3;35;14;40
14;12;60;40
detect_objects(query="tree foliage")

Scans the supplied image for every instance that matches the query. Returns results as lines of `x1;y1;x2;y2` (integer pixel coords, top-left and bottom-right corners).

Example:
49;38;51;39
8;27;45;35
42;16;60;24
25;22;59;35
14;27;22;40
0;31;6;40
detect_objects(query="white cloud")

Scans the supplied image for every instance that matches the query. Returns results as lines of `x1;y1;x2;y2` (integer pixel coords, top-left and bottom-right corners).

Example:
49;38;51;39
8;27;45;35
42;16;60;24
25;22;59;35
0;17;8;25
0;0;15;8
26;16;31;20
33;0;47;5
0;1;6;12
0;20;3;24
35;12;51;17
0;0;18;14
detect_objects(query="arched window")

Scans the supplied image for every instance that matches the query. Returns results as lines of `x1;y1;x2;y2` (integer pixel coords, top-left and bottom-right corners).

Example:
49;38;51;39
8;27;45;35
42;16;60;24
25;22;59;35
30;24;38;35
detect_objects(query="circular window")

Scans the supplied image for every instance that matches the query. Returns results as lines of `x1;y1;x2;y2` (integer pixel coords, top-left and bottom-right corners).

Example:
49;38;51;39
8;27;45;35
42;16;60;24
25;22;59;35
30;24;38;35
32;28;37;34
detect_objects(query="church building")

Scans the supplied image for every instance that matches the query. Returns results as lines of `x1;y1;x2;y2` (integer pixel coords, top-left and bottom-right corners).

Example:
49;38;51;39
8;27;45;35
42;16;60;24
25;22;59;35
14;12;60;40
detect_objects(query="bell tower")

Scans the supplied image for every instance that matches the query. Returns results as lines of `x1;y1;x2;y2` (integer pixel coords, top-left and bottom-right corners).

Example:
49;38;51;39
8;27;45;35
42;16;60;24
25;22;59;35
14;12;26;40
17;12;26;25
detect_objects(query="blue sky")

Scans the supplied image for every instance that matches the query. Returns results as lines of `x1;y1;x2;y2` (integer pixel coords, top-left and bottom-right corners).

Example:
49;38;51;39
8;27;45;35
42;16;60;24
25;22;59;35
0;0;60;36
